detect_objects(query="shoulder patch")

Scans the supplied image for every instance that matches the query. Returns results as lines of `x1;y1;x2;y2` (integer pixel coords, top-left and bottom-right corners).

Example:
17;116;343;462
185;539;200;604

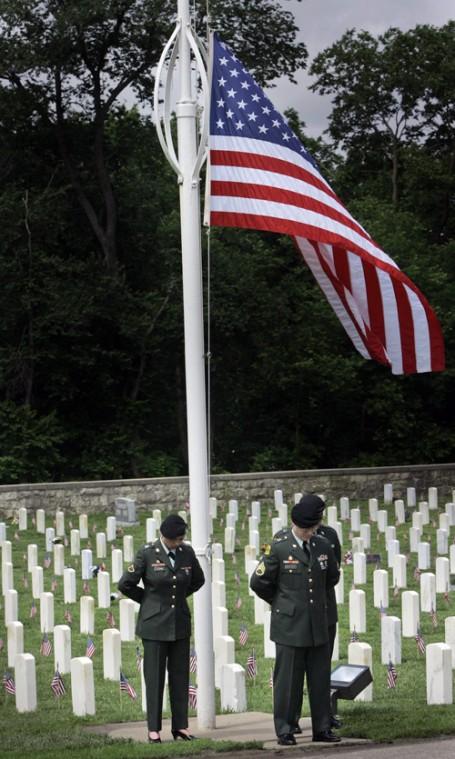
255;561;266;576
261;543;271;555
127;564;135;573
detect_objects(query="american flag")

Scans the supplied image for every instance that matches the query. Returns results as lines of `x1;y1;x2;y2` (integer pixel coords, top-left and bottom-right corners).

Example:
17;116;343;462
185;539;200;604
444;589;450;605
189;647;197;674
413;567;421;581
415;628;426;654
247;649;257;679
63;608;73;625
344;551;353;565
14;531;20;541
51;578;58;592
393;584;399;598
231;553;237;565
22;574;29;589
239;624;249;647
234;572;241;586
51;669;66;698
106;610;115;628
83;580;90;594
43;554;52;569
235;595;242;610
386;660;398;689
208;34;445;376
430;606;438;628
136;646;143;672
3;671;15;695
30;601;37;619
379;602;387;618
350;628;360;642
188;683;197;709
86;637;96;658
40;633;52;657
120;671;137;700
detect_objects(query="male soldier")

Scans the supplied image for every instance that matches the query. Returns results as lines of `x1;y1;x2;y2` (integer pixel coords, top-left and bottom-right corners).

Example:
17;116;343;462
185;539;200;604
274;495;342;732
251;494;340;745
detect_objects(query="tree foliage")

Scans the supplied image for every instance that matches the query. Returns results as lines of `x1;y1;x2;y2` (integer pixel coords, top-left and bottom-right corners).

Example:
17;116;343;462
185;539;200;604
0;13;454;482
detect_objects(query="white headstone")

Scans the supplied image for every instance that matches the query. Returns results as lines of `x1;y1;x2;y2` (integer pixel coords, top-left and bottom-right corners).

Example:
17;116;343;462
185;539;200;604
55;510;65;537
274;490;283;508
80;596;95;635
373;569;389;609
4;589;18;626
15;653;37;712
349;588;366;633
428;487;438;510
335;567;344;604
212;580;226;608
220;663;247;712
244;544;257;573
368;498;378;522
385;526;396;543
45;527;55;552
393;554;407;589
377;510;388;533
32;565;43;599
439;513;450;532
409;526;422;553
212;558;225;583
123;535;134;563
81;548;93;580
387;539;400;569
426;643;452;704
450;544;455;574
419;501;429;525
226;513;236;530
332;625;339;661
348;642;373;700
70;529;80;556
402;590;420;637
412;511;423;530
420;572;436;613
350;508;361;532
293;492;303;504
407;487;416;507
97;570;111;608
79;514;88;539
444;616;455;668
445;502;455;526
40;591;54;632
333;521;343;545
106;516;116;542
436;557;450;594
251;501;261;522
383;483;393;504
277;504;288;526
209;497;218;518
212;543;223;560
0;522;6;544
18;507;27;531
103;628;121;680
64;568;77;604
152;508;162;525
340;497;350;520
271;517;283;536
7;620;24;667
394;500;405;524
2;560;13;596
248;515;259;533
54;624;72;673
224;526;235;554
71;657;95;715
254;595;267;624
326;505;337;526
119;598;136;642
228;499;239;518
246;560;259;597
36;509;46;533
352;537;364;554
263;609;275;658
418;542;431;570
53;544;65;575
353;552;367;585
27;544;38;573
437;529;448;555
111;549;123;583
360;524;371;549
96;532;107;559
213;606;228;639
381;615;401;664
146;518;158;543
214;635;235;688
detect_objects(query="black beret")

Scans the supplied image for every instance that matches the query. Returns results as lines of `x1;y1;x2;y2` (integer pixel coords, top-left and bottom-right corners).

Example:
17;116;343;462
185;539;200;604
160;514;187;539
291;494;325;528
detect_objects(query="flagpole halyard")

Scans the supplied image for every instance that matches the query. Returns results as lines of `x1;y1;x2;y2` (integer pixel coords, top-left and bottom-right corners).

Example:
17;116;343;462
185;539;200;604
154;0;215;730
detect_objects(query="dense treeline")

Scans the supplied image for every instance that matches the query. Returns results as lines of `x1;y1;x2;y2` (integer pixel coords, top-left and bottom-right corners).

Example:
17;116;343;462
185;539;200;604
0;3;453;482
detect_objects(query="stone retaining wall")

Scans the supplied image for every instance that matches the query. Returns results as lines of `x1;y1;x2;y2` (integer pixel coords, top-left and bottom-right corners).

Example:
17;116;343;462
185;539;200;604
0;463;454;517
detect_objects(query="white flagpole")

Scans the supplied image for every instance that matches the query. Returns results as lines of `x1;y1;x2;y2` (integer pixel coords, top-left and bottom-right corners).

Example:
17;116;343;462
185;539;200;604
154;0;215;729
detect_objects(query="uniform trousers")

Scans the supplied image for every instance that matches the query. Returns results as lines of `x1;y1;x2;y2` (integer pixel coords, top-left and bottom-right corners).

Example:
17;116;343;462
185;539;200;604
142;637;190;732
274;641;331;737
292;622;336;727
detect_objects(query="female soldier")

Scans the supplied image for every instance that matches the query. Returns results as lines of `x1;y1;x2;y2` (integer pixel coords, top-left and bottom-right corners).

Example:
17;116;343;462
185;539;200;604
118;513;204;743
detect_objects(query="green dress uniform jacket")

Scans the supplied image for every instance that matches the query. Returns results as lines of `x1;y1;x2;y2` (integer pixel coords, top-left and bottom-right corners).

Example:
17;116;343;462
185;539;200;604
251;532;339;647
118;539;205;641
316;523;341;628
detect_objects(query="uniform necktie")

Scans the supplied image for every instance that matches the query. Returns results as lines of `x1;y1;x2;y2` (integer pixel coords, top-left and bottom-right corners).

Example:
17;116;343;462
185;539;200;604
168;550;175;565
303;541;311;562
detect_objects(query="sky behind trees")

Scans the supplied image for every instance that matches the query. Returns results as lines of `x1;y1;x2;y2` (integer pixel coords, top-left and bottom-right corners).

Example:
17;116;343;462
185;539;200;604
271;0;455;136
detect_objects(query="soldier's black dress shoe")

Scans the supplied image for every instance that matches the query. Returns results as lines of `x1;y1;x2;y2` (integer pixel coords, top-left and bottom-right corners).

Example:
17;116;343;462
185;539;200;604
148;735;161;743
277;733;297;745
290;724;302;734
313;730;341;743
330;716;343;729
172;729;196;740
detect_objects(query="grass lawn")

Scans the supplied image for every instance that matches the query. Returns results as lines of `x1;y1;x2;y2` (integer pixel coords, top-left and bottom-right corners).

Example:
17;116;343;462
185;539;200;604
1;496;455;757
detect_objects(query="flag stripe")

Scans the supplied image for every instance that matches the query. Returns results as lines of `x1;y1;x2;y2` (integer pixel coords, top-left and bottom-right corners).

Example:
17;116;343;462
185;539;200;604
208;34;445;376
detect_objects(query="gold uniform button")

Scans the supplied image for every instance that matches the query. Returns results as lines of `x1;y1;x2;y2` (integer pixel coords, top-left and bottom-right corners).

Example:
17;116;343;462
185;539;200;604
309;578;313;583
172;595;175;599
309;589;313;593
310;599;314;604
171;604;175;608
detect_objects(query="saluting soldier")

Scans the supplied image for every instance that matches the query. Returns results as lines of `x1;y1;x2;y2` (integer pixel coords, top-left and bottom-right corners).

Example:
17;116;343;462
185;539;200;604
274;498;342;732
118;513;204;744
251;494;340;746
